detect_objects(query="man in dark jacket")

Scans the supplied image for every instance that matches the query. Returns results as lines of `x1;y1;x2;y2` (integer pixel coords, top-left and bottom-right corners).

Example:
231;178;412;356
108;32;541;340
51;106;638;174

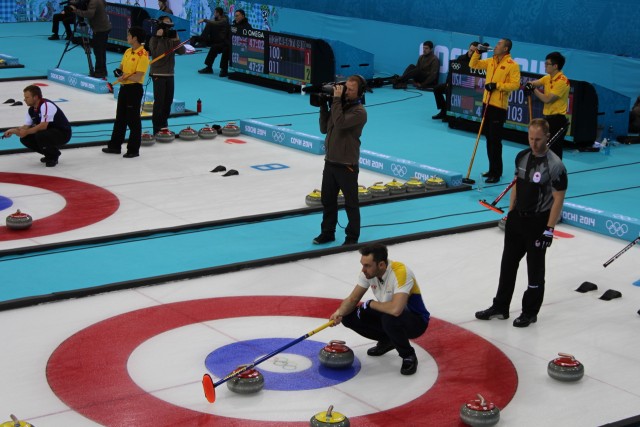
313;75;368;246
393;41;440;90
70;0;112;78
432;41;479;120
197;7;230;76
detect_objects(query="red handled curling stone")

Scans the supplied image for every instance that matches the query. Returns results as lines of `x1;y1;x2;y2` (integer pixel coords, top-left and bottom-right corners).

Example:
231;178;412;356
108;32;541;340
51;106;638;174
385;178;406;194
357;185;372;201
425;176;446;190
305;189;322;207
318;340;354;369
155;128;175;143
310;405;350;427
547;352;584;382
459;394;500;426
368;181;390;198
405;177;426;193
178;126;199;141
198;125;218;139
226;365;265;394
221;122;241;137
6;210;33;230
498;215;507;231
141;131;155;146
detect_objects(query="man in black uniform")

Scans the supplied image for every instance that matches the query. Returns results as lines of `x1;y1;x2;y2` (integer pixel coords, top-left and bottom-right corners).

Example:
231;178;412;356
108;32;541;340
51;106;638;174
312;75;368;246
3;85;71;167
197;7;230;76
475;118;568;327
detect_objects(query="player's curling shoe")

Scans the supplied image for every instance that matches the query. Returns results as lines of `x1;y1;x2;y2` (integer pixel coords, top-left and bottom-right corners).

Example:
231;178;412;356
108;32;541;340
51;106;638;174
432;110;446;120
313;234;335;245
342;237;358;246
475;307;509;320
198;67;214;74
45;158;58;167
123;152;139;158
400;354;418;375
513;313;537;328
102;147;121;154
485;176;500;184
481;171;491;178
367;341;395;356
219;70;228;77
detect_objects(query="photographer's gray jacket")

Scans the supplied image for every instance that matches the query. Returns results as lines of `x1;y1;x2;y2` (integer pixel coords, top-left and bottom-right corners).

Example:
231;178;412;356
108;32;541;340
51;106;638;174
74;0;111;33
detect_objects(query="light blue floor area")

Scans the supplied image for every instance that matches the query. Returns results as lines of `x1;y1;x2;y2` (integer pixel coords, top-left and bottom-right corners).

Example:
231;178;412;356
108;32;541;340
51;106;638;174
1;22;639;304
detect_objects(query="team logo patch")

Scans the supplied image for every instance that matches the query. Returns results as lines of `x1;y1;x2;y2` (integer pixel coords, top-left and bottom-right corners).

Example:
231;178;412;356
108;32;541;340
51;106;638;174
533;171;541;183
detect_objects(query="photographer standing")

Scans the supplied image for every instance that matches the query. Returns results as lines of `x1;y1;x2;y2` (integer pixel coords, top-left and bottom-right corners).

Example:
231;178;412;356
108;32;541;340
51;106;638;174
148;16;185;135
313;75;368;246
70;0;111;78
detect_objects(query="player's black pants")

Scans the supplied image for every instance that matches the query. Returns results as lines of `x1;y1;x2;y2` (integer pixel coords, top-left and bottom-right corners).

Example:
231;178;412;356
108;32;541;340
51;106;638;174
108;83;143;155
151;75;174;135
342;306;428;358
482;104;507;178
20;128;70;160
320;161;360;241
544;114;568;159
433;83;447;111
493;209;550;316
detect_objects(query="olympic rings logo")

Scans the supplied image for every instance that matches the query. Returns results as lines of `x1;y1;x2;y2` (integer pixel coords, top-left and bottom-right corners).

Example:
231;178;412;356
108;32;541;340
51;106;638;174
391;163;408;177
68;77;78;87
451;62;461;71
272;131;285;143
272;356;298;371
606;220;629;237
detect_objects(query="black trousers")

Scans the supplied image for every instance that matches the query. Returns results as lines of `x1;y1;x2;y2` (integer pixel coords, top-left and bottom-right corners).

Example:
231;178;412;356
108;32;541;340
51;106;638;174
545;114;568;159
493;210;550;316
91;30;109;78
433;83;447;111
204;42;228;72
20;127;70;160
109;83;143;154
320;162;360;241
52;13;74;36
152;76;174;134
342;306;428;358
482;104;507;178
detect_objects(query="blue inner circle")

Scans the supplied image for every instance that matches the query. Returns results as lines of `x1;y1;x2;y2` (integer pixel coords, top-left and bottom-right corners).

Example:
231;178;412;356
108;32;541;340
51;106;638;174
0;195;13;212
205;338;361;391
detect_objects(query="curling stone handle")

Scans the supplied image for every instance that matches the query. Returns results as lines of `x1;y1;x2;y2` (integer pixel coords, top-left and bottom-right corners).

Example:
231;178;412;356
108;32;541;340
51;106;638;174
557;352;575;359
329;340;346;345
476;394;486;406
326;405;333;421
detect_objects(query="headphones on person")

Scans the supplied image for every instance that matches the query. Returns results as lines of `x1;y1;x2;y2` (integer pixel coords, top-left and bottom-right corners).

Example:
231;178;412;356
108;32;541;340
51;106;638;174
352;74;367;98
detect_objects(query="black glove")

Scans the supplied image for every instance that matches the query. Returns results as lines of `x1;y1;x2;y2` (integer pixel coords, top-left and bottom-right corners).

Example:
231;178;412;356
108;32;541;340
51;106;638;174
524;82;535;95
356;299;373;319
113;68;124;78
535;226;554;249
484;82;497;92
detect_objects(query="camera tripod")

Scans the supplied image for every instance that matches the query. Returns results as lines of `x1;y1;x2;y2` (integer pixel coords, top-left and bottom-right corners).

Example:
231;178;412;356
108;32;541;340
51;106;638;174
56;20;94;77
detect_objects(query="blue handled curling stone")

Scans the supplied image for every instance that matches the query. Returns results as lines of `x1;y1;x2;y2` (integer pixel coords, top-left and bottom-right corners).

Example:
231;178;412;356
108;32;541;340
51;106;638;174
226;364;265;394
460;393;500;426
547;353;584;382
318;340;354;369
310;405;350;427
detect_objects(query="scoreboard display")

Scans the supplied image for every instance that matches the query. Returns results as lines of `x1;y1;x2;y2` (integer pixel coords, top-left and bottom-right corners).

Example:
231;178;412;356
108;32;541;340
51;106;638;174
447;59;575;139
230;27;332;86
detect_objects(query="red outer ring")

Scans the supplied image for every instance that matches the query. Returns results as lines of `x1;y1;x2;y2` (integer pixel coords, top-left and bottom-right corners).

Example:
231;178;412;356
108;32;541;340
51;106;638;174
0;172;119;241
46;296;518;426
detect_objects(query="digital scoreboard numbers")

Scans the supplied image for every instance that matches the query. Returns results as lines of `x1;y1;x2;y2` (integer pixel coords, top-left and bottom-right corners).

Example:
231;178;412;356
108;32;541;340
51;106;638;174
231;28;265;75
267;34;312;84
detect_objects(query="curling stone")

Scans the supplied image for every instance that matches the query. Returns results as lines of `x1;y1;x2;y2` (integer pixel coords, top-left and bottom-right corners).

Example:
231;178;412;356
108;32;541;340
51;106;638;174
547;352;584;382
310;405;350;427
6;210;33;230
425;176;447;191
385;179;406;195
368;181;390;198
142;101;154;113
221;122;241;137
318;340;354;369
198;125;218;140
178;126;199;141
141;131;155;146
405;177;426;193
155;128;175;143
357;185;372;201
226;365;265;394
498;216;507;231
306;189;322;207
0;414;34;427
459;394;500;427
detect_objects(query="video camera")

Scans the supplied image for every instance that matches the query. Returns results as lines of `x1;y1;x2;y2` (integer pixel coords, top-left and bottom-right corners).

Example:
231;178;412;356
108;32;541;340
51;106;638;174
60;0;89;11
150;18;177;39
306;81;365;108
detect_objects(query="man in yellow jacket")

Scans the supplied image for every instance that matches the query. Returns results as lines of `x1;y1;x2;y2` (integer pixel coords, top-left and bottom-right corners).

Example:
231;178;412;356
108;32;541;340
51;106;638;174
470;38;521;183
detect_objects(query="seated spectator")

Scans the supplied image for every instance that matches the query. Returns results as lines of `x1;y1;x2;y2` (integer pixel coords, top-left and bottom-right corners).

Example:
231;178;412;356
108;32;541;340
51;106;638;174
393;41;440;90
432;41;479;120
158;0;173;14
48;5;75;40
630;96;640;133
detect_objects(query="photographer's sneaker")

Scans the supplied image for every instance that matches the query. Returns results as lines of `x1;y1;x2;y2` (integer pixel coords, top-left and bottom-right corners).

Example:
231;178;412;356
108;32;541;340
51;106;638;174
198;67;213;74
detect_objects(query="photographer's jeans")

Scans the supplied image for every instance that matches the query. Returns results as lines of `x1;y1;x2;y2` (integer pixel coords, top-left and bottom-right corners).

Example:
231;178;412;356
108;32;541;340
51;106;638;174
92;30;110;78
